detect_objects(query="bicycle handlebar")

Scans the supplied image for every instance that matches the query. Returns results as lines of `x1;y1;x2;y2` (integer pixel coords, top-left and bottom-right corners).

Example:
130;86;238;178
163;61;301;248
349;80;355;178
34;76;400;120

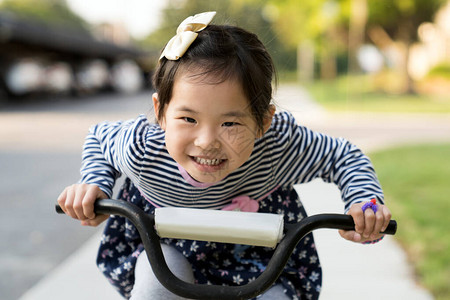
56;199;397;300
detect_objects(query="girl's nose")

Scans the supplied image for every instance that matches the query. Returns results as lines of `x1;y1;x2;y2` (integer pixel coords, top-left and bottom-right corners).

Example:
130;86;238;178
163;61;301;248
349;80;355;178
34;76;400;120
194;128;221;150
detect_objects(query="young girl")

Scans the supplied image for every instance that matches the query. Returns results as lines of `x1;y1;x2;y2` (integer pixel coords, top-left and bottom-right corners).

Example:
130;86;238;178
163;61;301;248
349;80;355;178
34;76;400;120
58;12;391;300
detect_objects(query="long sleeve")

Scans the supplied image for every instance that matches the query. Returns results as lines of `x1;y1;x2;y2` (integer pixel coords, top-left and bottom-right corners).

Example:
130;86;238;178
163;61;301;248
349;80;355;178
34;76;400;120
272;112;384;211
79;115;149;198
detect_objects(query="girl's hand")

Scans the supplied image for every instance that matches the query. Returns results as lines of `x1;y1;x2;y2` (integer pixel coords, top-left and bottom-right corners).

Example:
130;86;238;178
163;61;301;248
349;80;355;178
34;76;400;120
338;201;392;243
57;184;109;227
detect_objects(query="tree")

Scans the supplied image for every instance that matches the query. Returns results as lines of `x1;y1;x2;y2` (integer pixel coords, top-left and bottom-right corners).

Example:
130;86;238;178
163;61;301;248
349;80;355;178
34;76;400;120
141;0;232;51
269;0;352;80
141;0;295;72
367;0;448;93
0;0;90;32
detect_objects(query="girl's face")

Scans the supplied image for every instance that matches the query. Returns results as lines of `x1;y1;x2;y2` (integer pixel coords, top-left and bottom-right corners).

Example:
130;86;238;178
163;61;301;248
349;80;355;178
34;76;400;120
153;74;272;183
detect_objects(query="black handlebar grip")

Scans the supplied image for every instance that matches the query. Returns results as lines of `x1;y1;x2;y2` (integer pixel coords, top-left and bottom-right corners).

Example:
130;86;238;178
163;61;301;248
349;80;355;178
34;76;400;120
382;220;397;235
55;204;64;214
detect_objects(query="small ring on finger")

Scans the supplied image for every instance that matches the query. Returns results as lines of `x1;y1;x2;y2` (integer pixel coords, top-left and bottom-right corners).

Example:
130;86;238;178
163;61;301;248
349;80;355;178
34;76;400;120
362;198;378;214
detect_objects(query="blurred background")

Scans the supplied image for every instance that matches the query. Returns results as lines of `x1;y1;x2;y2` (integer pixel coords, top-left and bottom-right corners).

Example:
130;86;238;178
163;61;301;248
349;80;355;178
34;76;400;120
0;0;449;299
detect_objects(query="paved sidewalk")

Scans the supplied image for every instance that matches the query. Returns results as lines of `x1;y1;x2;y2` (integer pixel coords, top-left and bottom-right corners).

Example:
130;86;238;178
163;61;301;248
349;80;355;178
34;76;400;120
295;180;433;300
19;228;122;300
20;84;450;300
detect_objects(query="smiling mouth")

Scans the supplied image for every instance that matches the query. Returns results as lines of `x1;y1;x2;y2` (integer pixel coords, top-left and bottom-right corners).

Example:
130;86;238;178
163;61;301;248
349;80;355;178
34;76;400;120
192;156;226;166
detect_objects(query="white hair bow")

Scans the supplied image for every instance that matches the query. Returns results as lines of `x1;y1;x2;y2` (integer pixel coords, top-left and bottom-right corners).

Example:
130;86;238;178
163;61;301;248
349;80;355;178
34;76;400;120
160;11;217;61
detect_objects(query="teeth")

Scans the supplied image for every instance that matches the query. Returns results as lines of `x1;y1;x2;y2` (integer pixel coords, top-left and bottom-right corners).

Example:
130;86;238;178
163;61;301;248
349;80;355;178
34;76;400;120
194;157;223;166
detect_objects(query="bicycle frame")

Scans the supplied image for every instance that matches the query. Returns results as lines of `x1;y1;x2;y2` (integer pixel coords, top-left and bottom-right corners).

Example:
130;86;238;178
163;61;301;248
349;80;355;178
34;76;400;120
56;199;397;300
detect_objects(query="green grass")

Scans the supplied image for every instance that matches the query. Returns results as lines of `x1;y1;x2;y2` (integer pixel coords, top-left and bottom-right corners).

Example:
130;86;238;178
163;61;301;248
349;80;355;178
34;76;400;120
428;63;450;79
302;75;450;113
369;144;450;299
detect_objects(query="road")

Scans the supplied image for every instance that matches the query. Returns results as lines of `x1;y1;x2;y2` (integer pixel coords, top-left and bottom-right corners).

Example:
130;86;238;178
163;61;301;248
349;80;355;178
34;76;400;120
0;92;154;300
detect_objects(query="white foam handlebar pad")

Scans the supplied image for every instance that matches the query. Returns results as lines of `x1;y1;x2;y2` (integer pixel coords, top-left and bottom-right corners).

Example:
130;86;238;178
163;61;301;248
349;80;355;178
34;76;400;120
154;207;284;248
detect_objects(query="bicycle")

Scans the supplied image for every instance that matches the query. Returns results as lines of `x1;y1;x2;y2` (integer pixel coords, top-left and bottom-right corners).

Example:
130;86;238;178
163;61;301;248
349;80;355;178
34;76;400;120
56;199;397;300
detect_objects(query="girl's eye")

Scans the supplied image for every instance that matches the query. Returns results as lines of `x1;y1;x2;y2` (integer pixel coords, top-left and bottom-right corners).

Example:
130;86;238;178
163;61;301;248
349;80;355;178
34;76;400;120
222;122;239;127
183;117;196;123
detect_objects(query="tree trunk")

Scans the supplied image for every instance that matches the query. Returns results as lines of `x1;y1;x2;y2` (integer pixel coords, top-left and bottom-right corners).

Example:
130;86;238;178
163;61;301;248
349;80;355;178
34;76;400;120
348;0;368;73
320;50;337;80
297;41;315;83
398;20;416;94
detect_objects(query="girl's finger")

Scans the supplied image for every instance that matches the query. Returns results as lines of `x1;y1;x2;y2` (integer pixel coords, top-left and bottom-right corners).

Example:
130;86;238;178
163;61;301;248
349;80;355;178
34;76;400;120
65;185;76;219
381;205;392;232
83;186;100;219
363;208;376;238
372;209;384;239
349;204;365;235
57;187;68;214
81;214;109;227
338;230;362;242
73;185;88;220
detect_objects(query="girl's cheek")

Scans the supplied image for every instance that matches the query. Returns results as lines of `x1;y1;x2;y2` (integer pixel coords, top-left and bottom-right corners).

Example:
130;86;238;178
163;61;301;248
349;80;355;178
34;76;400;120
222;128;255;154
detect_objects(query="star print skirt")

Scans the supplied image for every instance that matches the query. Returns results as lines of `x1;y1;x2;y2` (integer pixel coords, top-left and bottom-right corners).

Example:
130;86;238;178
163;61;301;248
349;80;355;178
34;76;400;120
97;178;322;300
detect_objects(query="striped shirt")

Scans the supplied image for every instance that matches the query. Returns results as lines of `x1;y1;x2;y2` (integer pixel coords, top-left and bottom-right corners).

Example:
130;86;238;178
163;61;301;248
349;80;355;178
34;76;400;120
80;112;383;211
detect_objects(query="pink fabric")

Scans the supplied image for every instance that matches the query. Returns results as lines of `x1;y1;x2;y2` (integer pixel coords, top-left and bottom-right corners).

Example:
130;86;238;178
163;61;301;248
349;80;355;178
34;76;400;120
221;196;259;212
222;185;280;212
177;164;215;188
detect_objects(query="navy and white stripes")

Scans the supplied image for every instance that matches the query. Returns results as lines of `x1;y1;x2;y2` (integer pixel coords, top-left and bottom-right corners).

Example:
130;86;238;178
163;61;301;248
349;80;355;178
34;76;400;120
80;112;383;211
